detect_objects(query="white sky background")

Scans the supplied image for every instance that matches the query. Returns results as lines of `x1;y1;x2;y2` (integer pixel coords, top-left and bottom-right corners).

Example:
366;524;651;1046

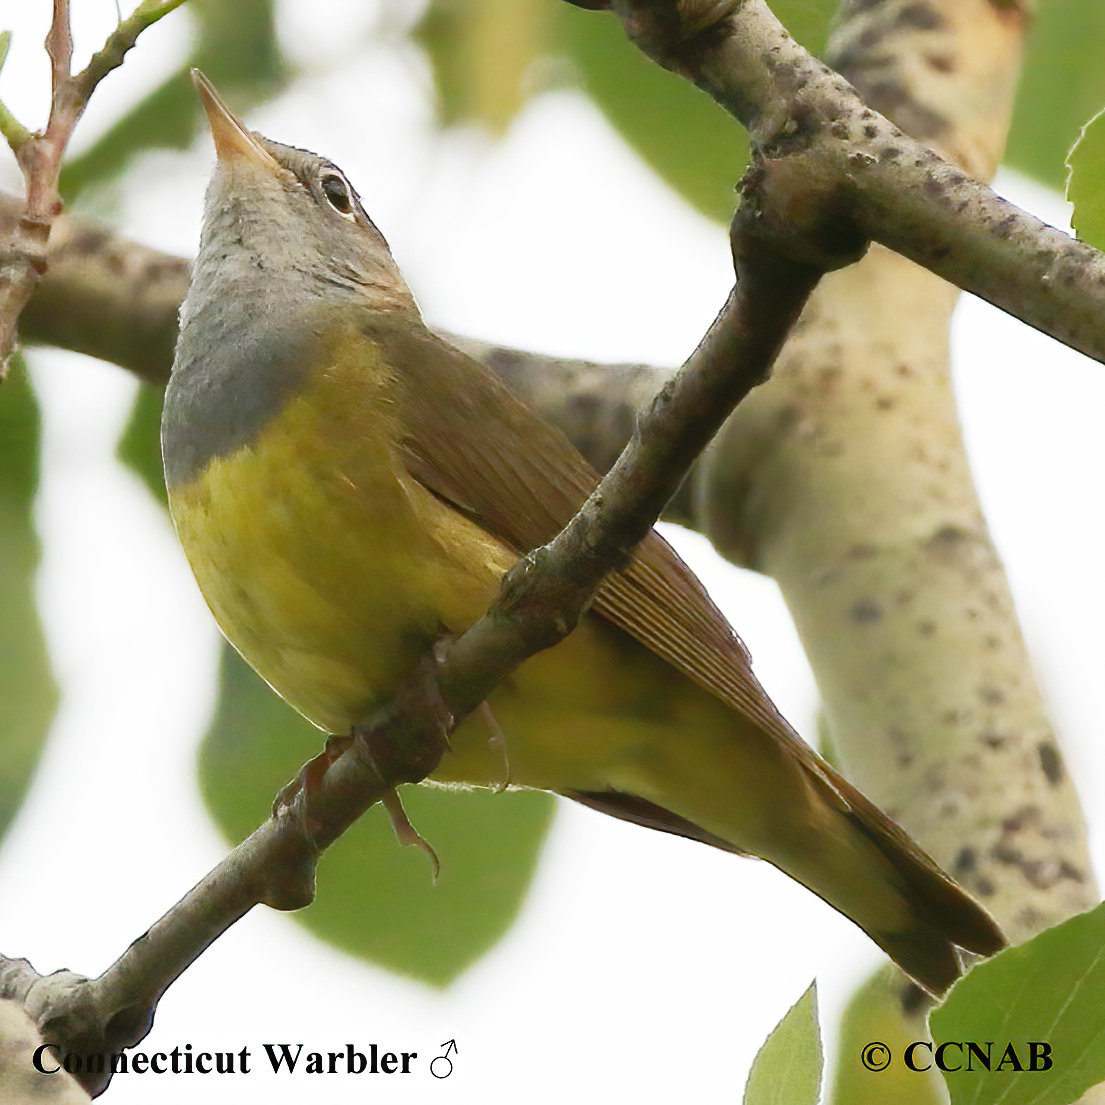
1;1;1105;1102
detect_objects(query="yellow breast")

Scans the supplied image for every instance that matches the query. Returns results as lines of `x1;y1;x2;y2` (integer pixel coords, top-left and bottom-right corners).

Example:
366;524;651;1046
167;329;516;735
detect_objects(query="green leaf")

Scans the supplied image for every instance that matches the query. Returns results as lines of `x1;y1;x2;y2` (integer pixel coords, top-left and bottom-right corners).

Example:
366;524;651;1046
777;0;839;49
0;358;58;837
553;3;743;224
1006;0;1105;189
1065;106;1105;249
416;0;550;133
930;901;1105;1105
829;967;947;1105
117;382;167;506
743;981;823;1105
62;0;287;199
200;646;555;986
553;1;837;224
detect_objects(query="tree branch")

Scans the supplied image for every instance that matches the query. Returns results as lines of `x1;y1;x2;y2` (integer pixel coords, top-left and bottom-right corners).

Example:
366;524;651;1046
560;0;1098;954
661;18;1099;1097
570;0;1105;365
0;197;186;386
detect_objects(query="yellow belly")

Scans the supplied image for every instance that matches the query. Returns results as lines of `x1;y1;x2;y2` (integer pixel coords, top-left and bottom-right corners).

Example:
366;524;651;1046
168;365;516;735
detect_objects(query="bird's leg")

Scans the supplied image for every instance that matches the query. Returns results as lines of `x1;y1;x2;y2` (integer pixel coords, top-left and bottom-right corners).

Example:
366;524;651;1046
381;787;441;882
274;645;454;867
472;701;511;792
349;642;454;876
273;732;352;816
350;644;455;783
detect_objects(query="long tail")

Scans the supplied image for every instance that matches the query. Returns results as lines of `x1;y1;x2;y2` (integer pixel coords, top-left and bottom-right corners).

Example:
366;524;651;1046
568;777;1004;997
832;771;1006;993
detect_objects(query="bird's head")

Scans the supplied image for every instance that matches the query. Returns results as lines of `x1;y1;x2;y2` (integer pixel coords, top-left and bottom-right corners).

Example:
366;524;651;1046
189;69;417;316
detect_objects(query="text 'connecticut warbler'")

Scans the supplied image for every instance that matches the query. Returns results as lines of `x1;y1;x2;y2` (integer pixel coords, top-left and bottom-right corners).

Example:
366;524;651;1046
162;70;1004;996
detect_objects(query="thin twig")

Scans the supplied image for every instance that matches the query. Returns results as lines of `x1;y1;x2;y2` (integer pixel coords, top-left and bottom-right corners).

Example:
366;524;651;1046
0;33;32;151
0;0;188;375
46;0;74;109
71;0;190;108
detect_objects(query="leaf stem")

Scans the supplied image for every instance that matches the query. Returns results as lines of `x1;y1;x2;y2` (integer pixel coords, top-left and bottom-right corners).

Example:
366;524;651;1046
0;31;32;153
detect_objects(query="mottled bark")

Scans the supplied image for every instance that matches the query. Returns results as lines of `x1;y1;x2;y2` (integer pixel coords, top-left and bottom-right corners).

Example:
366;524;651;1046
692;6;1098;1079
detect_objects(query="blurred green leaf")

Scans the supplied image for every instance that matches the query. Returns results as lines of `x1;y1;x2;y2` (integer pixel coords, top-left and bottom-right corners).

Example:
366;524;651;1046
0;358;39;505
743;981;822;1105
62;0;288;200
553;1;836;224
775;0;839;50
1006;0;1105;189
117;382;167;506
931;902;1105;1105
414;0;835;222
829;967;946;1105
552;4;739;223
416;0;549;132
1065;105;1105;248
200;646;555;986
0;357;58;837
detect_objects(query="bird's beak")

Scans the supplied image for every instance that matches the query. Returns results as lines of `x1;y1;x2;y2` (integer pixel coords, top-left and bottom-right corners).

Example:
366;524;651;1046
192;69;280;171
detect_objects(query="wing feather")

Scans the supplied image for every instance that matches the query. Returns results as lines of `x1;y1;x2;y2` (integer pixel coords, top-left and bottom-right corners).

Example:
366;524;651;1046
368;315;785;740
364;313;1006;972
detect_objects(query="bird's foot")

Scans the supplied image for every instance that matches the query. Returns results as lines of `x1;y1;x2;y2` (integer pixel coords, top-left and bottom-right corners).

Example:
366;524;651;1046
352;646;455;783
472;701;512;792
273;733;351;817
381;787;441;882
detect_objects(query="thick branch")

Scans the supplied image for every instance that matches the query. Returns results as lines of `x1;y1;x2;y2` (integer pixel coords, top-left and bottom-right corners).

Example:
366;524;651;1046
584;0;1105;365
0;197;186;385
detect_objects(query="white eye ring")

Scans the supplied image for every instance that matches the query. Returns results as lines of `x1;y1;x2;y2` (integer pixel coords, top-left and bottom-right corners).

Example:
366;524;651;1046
321;173;357;221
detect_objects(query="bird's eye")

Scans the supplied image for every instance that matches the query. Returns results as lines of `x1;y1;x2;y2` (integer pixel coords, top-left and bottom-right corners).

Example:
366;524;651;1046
321;173;356;220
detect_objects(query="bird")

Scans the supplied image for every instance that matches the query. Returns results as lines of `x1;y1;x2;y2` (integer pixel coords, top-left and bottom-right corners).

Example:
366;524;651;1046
162;69;1005;997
